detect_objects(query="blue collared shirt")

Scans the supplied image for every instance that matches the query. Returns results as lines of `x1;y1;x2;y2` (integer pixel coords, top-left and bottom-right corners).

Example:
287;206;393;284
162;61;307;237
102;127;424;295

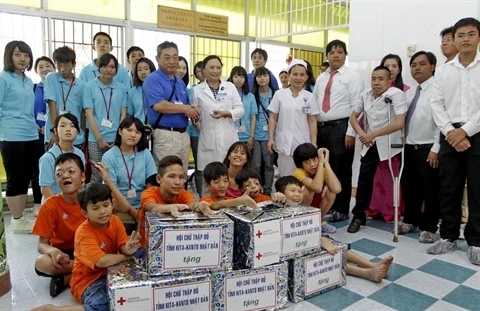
79;59;132;89
143;68;190;128
234;92;258;142
34;83;46;128
102;146;157;208
254;88;273;141
44;72;85;145
39;144;85;202
0;71;38;141
83;78;127;142
127;86;146;123
247;71;279;92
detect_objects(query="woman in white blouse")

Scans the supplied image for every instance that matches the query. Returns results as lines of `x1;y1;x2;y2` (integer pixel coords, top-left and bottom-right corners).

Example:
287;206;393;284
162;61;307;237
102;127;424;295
191;55;244;174
267;59;319;176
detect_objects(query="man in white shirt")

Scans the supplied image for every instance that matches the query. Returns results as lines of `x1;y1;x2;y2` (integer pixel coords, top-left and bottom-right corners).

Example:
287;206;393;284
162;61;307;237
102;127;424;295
312;40;364;222
399;51;440;243
440;26;459;62
429;17;480;265
347;66;407;233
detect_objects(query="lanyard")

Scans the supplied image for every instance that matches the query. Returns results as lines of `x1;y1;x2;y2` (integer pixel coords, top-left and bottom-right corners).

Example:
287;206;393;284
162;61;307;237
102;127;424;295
119;147;135;189
99;87;113;119
239;92;244;126
141;90;146;120
61;78;75;111
57;143;64;154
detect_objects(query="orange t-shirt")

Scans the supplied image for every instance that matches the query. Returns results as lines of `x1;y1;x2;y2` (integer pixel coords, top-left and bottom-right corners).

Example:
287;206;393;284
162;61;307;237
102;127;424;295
200;195;234;206
254;193;271;203
139;187;196;245
70;215;128;303
32;194;86;249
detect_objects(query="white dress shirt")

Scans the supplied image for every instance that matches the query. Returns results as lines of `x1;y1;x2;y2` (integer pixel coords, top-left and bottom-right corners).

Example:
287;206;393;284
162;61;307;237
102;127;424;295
354;87;407;161
430;52;480;136
406;77;440;153
311;65;364;136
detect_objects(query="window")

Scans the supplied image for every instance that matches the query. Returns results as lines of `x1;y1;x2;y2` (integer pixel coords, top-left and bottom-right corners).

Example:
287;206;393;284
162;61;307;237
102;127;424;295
48;0;125;19
192;37;240;81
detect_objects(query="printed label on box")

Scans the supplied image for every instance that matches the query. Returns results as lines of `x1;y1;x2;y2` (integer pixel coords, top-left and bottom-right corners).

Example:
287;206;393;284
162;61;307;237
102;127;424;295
115;285;153;310
163;228;221;270
153;280;211;311
253;220;281;268
281;214;321;255
224;271;277;311
304;252;342;295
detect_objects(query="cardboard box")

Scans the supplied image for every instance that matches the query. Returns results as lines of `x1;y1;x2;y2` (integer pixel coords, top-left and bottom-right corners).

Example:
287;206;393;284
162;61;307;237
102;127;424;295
145;212;234;276
107;260;212;311
211;261;289;311
288;240;348;302
223;202;322;269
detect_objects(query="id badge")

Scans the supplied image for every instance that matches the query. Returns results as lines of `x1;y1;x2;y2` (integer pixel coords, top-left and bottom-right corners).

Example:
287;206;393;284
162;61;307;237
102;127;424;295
36;112;47;122
59;110;68;115
263;125;268;132
126;189;136;198
236;125;246;133
101;118;113;128
302;106;311;114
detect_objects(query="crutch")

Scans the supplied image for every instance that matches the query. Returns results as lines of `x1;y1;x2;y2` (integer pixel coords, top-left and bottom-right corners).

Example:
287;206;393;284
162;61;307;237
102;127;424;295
386;97;405;243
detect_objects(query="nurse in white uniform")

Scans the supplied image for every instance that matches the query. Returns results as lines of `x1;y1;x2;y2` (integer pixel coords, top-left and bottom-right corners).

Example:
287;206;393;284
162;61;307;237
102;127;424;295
191;55;244;174
267;59;319;176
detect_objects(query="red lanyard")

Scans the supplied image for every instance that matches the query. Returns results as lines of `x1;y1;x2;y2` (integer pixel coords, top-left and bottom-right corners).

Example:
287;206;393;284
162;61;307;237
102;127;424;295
61;78;75;111
99;87;113;119
119;147;135;189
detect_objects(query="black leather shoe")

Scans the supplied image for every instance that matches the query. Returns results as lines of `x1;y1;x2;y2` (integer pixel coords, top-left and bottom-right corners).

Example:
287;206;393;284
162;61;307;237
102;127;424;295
347;217;366;233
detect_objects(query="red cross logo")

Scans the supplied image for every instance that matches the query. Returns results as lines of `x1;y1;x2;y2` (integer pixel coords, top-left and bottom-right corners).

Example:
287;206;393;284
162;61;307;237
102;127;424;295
256;253;262;260
256;230;263;238
117;297;126;306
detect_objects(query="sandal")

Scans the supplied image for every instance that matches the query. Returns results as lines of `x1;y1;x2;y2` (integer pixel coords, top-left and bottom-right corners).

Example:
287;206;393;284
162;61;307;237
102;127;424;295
50;275;65;298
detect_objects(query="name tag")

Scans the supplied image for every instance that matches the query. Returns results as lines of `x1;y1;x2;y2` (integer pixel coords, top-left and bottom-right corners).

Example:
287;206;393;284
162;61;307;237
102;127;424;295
59;110;68;115
126;189;136;199
303;106;311;114
101;118;113;128
263;125;268;132
36;112;47;122
236;125;246;133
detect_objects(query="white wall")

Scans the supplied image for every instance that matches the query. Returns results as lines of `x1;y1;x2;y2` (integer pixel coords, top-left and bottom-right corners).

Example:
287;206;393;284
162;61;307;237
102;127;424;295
347;0;480;187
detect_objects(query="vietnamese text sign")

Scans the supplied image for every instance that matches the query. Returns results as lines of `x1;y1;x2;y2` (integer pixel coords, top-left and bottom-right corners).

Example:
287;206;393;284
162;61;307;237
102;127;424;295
281;214;321;255
304;252;342;295
225;272;277;311
153;280;211;311
157;6;195;33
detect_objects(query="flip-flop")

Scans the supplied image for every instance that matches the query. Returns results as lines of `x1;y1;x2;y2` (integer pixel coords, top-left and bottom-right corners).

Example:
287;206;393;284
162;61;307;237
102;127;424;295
50;275;65;298
322;223;337;233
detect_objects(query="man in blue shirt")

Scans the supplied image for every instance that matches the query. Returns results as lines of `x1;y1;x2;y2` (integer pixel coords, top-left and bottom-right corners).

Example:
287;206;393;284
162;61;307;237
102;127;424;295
143;41;200;176
247;48;279;91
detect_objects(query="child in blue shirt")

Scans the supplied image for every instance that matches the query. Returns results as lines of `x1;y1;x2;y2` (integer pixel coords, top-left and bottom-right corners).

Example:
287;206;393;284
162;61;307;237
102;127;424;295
83;53;127;183
44;46;85;149
127;57;156;123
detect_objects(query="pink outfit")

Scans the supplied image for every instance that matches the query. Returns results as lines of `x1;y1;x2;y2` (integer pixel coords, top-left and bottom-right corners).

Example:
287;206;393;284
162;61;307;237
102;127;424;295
226;186;243;198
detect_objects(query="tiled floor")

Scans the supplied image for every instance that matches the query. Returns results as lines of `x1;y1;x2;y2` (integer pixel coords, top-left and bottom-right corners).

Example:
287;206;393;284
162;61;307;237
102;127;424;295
1;204;479;311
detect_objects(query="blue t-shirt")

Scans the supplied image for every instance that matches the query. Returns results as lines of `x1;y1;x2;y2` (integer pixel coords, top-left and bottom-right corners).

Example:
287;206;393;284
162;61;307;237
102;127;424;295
83;78;127;143
44;72;85;145
38;144;85;201
102;146;157;208
234;92;258;142
79;59;132;89
34;83;46;128
247;71;279;92
127;86;146;123
143;68;190;128
254;88;274;141
0;71;38;142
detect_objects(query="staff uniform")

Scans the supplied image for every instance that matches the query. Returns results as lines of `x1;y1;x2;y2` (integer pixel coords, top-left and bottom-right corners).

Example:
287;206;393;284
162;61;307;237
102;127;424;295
83;78;127;182
44;72;85;147
143;69;190;176
187;85;202;196
127;86;146;123
79;59;132;89
234;92;258;143
312;65;364;216
247;71;279;91
269;88;319;176
350;87;407;222
192;80;244;171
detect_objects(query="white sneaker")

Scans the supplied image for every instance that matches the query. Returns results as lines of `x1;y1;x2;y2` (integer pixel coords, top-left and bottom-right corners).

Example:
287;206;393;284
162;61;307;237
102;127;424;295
11;215;34;233
459;223;466;240
32;204;42;217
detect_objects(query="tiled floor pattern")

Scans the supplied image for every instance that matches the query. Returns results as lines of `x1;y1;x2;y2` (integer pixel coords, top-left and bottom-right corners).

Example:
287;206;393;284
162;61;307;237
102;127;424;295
1;209;479;310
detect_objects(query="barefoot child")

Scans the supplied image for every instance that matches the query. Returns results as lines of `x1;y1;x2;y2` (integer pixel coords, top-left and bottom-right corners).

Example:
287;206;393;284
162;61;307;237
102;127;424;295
275;176;394;283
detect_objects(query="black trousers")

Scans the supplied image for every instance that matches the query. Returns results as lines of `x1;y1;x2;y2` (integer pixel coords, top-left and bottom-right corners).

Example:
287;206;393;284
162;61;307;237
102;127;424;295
439;131;480;246
351;145;380;220
31;133;45;204
401;146;440;233
317;120;355;215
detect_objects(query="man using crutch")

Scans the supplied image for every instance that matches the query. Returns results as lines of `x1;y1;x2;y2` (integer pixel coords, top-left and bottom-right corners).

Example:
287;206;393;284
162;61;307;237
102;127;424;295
429;17;480;265
347;66;407;233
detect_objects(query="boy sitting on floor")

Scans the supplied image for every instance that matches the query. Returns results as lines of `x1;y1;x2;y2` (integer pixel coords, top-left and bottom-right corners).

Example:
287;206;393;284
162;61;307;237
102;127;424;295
235;168;286;204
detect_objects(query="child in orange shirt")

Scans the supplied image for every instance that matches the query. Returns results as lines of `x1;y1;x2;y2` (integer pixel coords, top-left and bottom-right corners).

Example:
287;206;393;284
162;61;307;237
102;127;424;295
235;168;286;203
275;176;394;283
200;162;258;209
32;153;134;298
33;182;141;311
